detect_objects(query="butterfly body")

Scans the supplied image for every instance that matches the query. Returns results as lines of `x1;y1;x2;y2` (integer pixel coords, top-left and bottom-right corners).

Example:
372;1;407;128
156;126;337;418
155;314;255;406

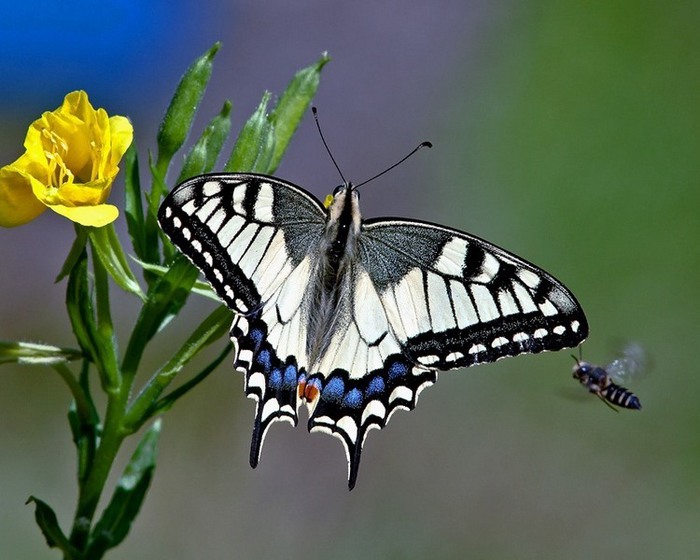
159;172;588;488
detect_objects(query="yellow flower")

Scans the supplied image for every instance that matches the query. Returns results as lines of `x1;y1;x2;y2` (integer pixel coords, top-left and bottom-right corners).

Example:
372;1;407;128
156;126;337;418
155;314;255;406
0;90;133;227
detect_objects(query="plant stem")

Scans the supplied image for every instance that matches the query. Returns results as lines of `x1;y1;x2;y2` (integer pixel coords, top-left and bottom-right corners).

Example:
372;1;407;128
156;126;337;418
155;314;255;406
67;391;127;553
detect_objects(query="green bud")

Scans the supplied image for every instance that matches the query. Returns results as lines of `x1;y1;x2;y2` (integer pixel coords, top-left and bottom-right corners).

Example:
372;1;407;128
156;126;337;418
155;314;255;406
156;42;221;177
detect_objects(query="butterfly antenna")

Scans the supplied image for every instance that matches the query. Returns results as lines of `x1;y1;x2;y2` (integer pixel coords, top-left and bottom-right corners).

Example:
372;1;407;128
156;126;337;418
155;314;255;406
354;141;433;189
312;106;348;185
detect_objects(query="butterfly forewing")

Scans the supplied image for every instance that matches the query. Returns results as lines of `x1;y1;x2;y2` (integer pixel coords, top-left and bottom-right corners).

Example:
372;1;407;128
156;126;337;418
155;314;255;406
360;220;587;366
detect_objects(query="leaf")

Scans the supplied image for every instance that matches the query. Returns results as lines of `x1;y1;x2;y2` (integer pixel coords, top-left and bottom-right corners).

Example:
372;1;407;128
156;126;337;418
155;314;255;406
66;251;99;362
124;306;231;429
86;420;161;557
156;42;221;179
150;342;231;417
176;100;232;184
224;91;276;173
124;144;148;263
131;258;219;301
55;225;89;283
88;225;146;301
66;252;120;389
121;254;199;376
0;341;82;366
268;52;330;172
26;496;79;558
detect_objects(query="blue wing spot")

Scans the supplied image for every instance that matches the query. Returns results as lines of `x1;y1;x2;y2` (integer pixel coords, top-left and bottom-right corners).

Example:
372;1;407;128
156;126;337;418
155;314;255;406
268;368;282;389
283;364;298;389
249;328;264;350
366;376;385;396
343;388;363;408
322;377;345;403
256;349;272;372
388;361;409;380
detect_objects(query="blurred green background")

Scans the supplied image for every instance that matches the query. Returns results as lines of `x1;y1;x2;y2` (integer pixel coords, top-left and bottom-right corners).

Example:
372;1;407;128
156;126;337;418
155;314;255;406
1;2;698;558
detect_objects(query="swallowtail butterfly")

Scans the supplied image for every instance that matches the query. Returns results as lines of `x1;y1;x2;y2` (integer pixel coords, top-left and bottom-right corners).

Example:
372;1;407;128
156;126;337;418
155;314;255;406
572;342;644;411
159;161;588;488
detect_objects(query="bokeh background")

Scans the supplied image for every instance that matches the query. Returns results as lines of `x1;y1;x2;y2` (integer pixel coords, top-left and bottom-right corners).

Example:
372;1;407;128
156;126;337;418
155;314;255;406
1;2;698;558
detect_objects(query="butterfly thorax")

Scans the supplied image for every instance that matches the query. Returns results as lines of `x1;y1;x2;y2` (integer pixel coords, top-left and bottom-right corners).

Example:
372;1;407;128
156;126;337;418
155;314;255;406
306;185;362;366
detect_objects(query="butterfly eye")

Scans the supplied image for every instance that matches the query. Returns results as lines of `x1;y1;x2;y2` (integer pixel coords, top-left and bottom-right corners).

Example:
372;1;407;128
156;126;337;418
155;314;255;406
332;184;344;196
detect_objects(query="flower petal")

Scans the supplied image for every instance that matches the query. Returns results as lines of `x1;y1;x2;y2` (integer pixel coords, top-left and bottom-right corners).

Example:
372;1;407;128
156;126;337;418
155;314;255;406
50;203;119;227
108;116;134;168
0;159;47;227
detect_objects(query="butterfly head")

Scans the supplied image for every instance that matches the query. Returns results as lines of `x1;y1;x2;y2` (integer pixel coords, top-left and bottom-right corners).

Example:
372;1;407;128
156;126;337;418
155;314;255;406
326;183;361;222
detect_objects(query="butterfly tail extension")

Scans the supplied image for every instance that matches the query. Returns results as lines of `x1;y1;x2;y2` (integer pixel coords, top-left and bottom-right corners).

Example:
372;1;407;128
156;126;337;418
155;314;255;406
231;311;301;468
307;356;437;490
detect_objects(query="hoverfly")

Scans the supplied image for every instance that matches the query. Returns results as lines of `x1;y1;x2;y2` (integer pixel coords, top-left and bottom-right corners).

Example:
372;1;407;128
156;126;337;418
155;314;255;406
572;342;645;411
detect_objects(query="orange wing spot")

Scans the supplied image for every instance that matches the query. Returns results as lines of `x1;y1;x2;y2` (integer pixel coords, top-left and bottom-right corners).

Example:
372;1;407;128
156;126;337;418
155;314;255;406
298;378;320;404
297;378;307;400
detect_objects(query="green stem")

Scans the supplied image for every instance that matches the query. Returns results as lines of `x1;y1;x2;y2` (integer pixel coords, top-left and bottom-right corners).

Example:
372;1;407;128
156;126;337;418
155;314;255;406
66;242;130;554
67;393;127;552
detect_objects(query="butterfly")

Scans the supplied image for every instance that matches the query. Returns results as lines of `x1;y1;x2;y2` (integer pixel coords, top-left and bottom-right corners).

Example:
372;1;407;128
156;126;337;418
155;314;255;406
158;169;588;489
571;342;645;411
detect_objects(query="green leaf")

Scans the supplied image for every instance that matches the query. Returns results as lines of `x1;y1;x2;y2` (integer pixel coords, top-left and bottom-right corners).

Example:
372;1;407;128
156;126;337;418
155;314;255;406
224;91;276;173
68;400;98;485
268;52;330;173
147;153;177;264
66;251;99;362
131;258;219;301
55;225;89;283
86;420;161;558
89;225;145;301
125;306;231;428
150;343;231;417
26;496;79;558
121;254;199;377
176;100;232;184
0;341;82;366
124;144;149;263
156;42;221;180
66;252;120;390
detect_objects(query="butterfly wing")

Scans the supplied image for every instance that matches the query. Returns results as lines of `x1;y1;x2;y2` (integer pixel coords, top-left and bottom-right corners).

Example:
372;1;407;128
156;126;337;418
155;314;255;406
306;218;588;487
158;173;327;466
361;219;588;364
